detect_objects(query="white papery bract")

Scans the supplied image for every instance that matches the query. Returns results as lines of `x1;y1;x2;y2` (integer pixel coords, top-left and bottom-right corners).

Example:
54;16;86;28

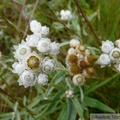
37;74;48;86
101;40;114;53
37;38;51;53
41;26;49;36
49;42;60;55
109;48;120;61
30;20;42;33
26;34;40;47
18;70;36;88
12;62;25;75
68;48;77;55
60;10;72;20
13;43;31;61
97;53;111;68
41;57;56;73
70;39;80;48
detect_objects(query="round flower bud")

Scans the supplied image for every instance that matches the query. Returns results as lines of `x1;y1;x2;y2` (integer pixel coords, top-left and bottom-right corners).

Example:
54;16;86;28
109;48;120;61
68;48;77;55
18;70;36;88
60;10;72;20
41;57;56;74
14;44;31;61
68;65;81;76
70;39;80;48
84;55;94;66
25;52;41;71
26;34;40;47
101;40;114;53
82;67;94;78
49;42;60;55
65;89;74;98
76;45;85;54
37;74;48;86
115;39;120;48
41;26;49;36
30;20;41;33
37;38;51;53
66;54;78;66
96;53;111;68
73;74;85;86
12;62;25;75
85;49;90;55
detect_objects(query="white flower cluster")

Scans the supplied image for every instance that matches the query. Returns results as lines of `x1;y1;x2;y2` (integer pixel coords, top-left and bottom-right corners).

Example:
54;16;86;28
60;10;72;21
96;39;120;71
12;20;60;88
66;39;95;86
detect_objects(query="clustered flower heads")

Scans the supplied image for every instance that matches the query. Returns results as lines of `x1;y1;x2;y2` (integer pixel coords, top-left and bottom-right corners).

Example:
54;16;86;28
66;39;95;86
12;20;60;88
96;39;120;72
60;10;72;21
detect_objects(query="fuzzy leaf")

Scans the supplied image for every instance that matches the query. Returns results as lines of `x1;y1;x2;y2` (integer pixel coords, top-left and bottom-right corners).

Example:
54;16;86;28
84;97;115;113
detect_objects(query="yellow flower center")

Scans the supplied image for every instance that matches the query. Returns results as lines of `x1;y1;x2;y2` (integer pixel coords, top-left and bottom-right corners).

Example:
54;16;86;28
112;51;120;58
27;55;40;70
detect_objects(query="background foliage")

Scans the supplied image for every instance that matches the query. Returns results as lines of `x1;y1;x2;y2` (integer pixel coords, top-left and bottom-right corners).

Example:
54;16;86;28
0;0;120;120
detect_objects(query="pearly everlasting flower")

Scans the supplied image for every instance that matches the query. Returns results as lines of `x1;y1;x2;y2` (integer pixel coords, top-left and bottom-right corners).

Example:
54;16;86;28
30;20;42;33
26;34;40;47
18;70;36;88
101;40;114;53
49;42;60;55
82;67;94;78
37;38;51;53
96;53;111;68
115;39;120;48
76;45;85;53
41;26;49;36
68;48;77;55
65;89;74;98
70;39;80;48
68;65;81;76
24;52;41;71
13;43;31;61
84;55;94;66
85;49;90;55
109;48;120;61
72;74;85;86
60;10;72;20
41;57;56;73
37;74;48;85
12;62;25;75
66;54;78;66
